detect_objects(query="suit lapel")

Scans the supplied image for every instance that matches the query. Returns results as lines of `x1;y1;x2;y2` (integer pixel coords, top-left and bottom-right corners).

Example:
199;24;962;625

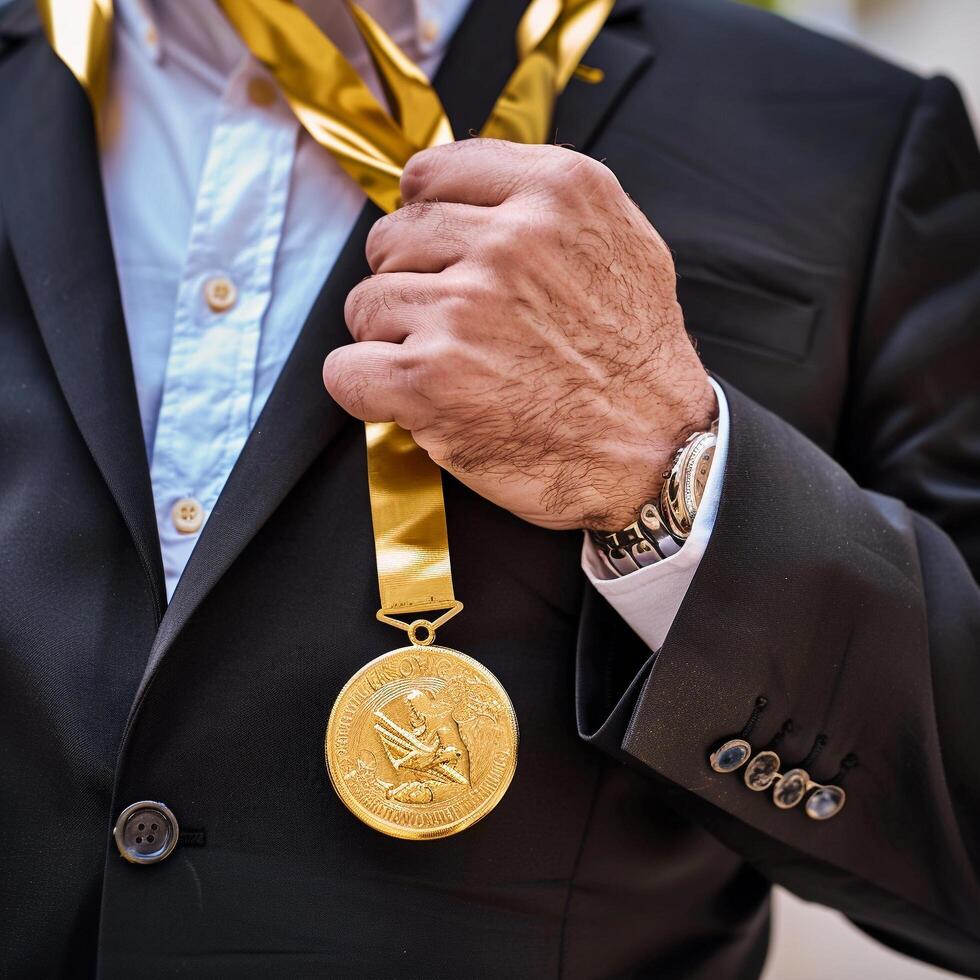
132;0;656;700
552;3;654;151
0;34;167;620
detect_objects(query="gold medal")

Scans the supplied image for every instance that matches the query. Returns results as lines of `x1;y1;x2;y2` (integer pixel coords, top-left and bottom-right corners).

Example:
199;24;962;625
326;643;518;840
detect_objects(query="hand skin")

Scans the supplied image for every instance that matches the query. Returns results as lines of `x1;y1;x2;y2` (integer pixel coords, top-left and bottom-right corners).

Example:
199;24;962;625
323;138;716;532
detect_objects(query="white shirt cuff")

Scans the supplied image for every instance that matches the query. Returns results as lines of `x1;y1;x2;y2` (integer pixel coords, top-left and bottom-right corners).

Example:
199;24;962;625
581;377;730;652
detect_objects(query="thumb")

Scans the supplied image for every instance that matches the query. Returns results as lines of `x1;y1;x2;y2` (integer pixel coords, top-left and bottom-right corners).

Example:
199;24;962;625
322;341;417;425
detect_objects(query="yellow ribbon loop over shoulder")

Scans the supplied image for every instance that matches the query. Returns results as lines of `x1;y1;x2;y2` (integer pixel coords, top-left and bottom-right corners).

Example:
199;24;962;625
37;0;113;109
483;0;615;143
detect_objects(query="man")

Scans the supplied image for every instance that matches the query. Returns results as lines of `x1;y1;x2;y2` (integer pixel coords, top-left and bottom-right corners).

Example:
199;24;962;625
0;0;978;976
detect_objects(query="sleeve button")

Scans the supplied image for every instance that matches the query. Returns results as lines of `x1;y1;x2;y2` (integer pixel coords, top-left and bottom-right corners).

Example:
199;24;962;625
805;784;846;820
772;768;810;809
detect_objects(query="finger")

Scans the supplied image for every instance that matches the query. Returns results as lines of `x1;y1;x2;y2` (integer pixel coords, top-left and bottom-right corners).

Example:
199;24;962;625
322;341;422;426
344;272;437;343
401;138;567;206
365;200;485;274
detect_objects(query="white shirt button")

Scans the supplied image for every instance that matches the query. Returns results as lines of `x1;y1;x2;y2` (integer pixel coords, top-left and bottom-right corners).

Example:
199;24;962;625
171;497;205;534
247;77;277;108
203;276;237;313
421;18;439;44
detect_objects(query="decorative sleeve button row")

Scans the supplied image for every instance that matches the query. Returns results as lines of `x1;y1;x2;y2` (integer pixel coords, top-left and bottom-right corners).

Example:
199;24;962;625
709;737;847;819
708;704;850;821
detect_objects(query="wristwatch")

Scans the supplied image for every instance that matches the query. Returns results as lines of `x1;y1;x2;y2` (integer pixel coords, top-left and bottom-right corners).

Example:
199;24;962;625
591;423;718;574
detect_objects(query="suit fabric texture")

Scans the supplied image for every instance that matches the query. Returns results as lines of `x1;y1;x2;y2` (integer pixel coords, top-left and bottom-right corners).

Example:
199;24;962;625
1;0;979;977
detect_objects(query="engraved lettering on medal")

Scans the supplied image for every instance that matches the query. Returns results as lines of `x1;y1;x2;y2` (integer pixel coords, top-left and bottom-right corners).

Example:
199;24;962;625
326;646;518;839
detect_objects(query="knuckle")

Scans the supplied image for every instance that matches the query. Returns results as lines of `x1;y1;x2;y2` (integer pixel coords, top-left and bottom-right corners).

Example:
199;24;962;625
458;136;504;159
474;210;524;264
580;153;614;181
400;148;440;202
323;351;357;403
551;151;613;196
396;199;438;221
396;282;432;309
529;144;571;181
422;336;460;370
403;335;451;386
479;219;514;258
442;270;487;315
430;204;468;250
583;158;620;197
344;279;383;336
364;216;394;270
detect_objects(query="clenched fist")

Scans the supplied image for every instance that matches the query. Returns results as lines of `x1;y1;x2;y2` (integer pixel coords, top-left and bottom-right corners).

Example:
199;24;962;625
323;139;715;531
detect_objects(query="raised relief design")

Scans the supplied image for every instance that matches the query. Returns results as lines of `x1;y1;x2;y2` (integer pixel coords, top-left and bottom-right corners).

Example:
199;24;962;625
371;677;501;805
326;646;518;839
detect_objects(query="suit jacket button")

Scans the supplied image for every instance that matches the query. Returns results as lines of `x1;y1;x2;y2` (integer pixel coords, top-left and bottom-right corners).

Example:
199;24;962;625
113;801;179;864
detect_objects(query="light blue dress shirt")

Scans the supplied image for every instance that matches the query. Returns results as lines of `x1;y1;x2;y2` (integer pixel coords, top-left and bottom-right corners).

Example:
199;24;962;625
100;0;727;654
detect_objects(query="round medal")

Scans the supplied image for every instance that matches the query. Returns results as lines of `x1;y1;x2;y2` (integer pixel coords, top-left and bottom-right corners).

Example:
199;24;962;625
325;645;518;840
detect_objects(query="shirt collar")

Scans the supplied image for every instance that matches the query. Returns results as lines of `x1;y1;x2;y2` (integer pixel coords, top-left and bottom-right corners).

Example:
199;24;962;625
114;0;472;70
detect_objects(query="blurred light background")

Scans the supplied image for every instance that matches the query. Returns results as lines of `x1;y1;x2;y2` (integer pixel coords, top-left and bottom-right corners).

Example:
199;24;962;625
753;5;977;975
748;0;979;131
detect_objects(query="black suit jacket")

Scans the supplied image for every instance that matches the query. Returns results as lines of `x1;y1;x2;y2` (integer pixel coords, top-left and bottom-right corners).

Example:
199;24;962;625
1;0;979;977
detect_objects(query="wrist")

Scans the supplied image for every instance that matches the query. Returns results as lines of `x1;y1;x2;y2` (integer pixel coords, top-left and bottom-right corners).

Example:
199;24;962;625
587;370;716;533
589;378;718;572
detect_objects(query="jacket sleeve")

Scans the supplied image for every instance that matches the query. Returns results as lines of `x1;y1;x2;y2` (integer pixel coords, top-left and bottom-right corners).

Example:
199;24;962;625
576;75;980;976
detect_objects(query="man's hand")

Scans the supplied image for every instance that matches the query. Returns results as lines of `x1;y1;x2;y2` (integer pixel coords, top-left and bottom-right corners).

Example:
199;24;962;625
323;139;715;531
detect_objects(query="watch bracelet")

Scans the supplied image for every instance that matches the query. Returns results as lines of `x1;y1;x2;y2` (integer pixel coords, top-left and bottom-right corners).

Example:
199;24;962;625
592;424;718;572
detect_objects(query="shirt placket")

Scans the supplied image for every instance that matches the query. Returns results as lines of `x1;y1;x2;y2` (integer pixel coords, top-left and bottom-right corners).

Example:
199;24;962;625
150;57;298;599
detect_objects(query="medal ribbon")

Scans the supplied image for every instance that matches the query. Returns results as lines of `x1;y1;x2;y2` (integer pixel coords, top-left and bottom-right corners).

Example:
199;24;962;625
36;0;113;108
37;0;613;636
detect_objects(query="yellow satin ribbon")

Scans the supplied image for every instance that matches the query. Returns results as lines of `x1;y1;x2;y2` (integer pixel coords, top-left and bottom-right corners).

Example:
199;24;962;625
37;0;613;633
36;0;112;108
